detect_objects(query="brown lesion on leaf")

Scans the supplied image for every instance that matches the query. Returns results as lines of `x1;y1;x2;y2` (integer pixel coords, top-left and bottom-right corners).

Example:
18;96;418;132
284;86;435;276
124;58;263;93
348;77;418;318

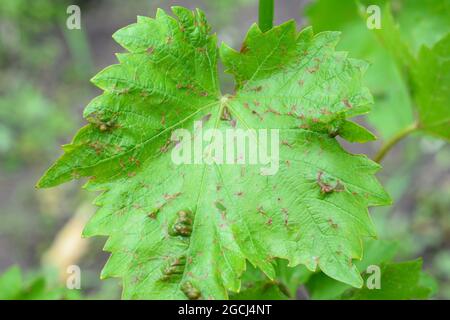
89;141;106;155
119;158;127;170
181;281;201;300
257;206;268;218
327;218;339;229
220;106;231;121
240;43;249;54
298;123;310;130
113;145;124;154
87;112;119;132
164;192;182;201
317;171;345;194
281;140;293;148
147;193;181;220
307;66;318;73
250;85;263;92
251;109;263;121
147;207;159;219
161;256;186;281
201;113;212;123
265;107;281;116
128;156;141;167
171;210;193;237
282;208;289;226
160;138;174;153
342;99;353;109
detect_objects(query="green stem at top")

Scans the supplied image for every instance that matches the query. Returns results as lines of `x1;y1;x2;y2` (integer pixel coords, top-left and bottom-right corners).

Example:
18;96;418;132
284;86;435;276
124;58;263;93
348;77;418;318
374;122;419;163
259;0;274;32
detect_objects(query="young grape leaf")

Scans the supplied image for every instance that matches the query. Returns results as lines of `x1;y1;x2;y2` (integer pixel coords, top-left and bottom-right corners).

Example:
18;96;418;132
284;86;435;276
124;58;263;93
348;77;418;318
307;0;450;142
365;1;450;141
343;259;434;300
394;0;450;56
37;7;390;299
412;34;450;141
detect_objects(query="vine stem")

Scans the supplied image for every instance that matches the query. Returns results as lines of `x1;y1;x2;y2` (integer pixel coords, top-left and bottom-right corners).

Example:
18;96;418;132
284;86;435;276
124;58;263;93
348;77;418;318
259;0;274;32
374;122;419;163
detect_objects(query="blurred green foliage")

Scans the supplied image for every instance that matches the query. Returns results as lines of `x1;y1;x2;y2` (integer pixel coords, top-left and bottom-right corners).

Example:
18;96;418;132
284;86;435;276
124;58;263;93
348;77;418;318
0;265;80;300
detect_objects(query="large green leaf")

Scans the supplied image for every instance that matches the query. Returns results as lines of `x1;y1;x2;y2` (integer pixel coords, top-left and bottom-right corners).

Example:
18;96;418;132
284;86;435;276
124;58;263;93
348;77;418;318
38;7;389;299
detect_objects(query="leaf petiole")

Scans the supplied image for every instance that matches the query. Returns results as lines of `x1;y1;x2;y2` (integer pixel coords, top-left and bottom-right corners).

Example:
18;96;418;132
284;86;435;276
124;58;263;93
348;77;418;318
374;122;419;163
258;0;274;32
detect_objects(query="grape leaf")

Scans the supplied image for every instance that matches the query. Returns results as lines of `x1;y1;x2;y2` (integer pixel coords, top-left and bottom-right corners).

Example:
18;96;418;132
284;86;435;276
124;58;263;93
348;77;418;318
366;1;450;140
229;281;288;300
229;260;311;299
307;241;436;300
395;0;450;56
306;239;398;299
37;7;390;299
343;259;434;300
412;34;450;141
307;0;450;142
